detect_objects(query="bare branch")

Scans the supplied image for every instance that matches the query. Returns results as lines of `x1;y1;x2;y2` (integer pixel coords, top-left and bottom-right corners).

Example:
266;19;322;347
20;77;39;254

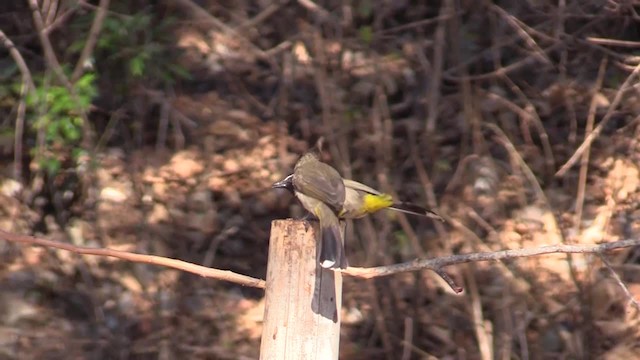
3;227;637;295
71;0;110;82
556;61;640;177
597;254;640;312
0;229;266;289
0;30;36;91
343;239;640;293
575;58;608;229
167;0;276;69
27;0;73;90
296;0;332;22
0;29;35;182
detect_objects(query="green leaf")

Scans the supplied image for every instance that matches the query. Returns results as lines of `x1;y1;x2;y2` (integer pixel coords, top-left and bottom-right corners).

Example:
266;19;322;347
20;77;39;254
72;148;88;161
68;39;86;53
393;230;409;255
168;63;192;80
33;114;50;130
434;159;452;172
45;119;60;140
358;26;373;44
76;72;96;90
60;117;81;141
129;55;146;77
50;97;69;115
41;158;61;175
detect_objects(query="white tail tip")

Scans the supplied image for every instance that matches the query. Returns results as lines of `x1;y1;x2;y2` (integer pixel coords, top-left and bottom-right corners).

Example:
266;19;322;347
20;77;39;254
320;259;336;268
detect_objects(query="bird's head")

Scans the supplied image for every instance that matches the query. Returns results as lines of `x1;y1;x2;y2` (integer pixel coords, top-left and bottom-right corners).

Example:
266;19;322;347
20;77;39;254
272;174;294;193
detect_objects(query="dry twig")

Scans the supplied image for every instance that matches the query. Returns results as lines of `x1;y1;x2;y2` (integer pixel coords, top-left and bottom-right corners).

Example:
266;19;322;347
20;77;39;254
556;61;640;176
0;30;36;182
343;239;640;294
490;4;552;66
465;265;493;360
28;0;74;90
425;0;451;133
0;229;266;289
598;254;640;313
0;30;36;91
71;0;110;82
168;0;276;69
574;58;608;229
3;227;639;298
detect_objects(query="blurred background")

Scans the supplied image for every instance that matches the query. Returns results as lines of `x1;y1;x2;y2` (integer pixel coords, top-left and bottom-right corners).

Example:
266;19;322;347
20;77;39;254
1;0;640;359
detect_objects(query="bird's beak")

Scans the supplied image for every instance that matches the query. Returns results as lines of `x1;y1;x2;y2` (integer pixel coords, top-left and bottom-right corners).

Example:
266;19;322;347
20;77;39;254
272;174;293;190
272;179;289;189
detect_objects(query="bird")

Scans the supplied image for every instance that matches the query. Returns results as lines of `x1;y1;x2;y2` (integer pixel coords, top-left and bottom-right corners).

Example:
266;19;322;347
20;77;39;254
273;142;348;269
272;139;444;269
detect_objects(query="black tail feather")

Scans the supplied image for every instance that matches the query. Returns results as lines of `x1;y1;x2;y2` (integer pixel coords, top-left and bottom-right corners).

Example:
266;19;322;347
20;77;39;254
319;224;348;269
389;202;445;222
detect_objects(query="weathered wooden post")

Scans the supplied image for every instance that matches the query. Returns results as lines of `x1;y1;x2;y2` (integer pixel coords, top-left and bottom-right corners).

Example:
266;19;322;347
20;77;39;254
260;219;343;360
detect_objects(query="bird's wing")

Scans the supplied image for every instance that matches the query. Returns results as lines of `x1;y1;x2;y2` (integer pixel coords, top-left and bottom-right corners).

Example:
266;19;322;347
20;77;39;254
342;179;383;195
293;162;345;211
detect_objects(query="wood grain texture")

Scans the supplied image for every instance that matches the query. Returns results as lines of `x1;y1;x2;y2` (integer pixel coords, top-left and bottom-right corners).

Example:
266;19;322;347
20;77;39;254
260;219;343;360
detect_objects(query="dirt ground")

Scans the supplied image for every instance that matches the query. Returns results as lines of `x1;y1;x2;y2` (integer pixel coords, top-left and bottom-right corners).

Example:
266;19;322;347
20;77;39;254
1;1;640;359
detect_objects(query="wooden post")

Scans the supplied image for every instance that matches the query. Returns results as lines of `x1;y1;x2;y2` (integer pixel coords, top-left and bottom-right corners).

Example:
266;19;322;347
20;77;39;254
260;219;343;360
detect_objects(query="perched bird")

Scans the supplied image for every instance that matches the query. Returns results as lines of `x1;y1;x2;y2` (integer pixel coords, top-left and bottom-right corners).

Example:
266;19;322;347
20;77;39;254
273;143;348;269
273;140;444;269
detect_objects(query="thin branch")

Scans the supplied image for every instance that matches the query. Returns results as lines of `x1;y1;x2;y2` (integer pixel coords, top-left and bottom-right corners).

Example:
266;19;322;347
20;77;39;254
43;0;58;26
444;42;564;82
556;61;640;176
28;0;73;90
296;0;332;22
0;30;36;91
71;0;110;82
4;228;639;296
0;29;35;182
408;130;447;238
597;254;640;312
14;84;27;182
379;13;459;35
426;0;450;133
490;4;552;66
168;0;277;69
236;2;284;31
586;37;640;48
485;123;546;203
0;229;266;289
343;239;640;293
466;266;493;360
400;317;414;360
43;4;78;34
498;76;557;179
574;58;608;230
444;17;605;82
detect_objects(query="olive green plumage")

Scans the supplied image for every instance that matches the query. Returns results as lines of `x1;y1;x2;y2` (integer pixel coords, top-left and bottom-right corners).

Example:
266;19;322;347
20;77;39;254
292;150;348;269
273;140;443;269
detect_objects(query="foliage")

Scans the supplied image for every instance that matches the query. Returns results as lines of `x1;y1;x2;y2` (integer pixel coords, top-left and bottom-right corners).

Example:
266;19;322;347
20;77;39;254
0;8;182;177
70;8;190;92
26;72;96;174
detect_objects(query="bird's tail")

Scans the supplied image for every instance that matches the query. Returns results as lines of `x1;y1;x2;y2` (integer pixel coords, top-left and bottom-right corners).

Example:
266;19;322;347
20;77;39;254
389;202;445;222
317;208;348;269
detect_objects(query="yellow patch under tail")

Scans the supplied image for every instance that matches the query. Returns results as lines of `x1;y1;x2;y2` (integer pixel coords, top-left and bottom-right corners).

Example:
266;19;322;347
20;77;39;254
362;194;394;213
